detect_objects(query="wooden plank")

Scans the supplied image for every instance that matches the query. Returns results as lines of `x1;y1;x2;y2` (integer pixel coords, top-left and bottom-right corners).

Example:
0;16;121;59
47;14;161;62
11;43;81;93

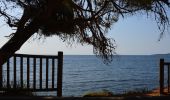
14;55;16;88
57;52;63;97
15;54;58;59
164;63;170;66
0;88;57;92
6;59;10;88
168;65;170;93
46;58;49;89
27;57;30;89
20;56;23;88
40;58;42;89
33;57;36;90
52;58;55;89
160;59;164;95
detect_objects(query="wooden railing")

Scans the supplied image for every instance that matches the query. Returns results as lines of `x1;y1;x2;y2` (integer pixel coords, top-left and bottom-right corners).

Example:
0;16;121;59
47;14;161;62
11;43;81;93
160;59;170;95
0;52;63;97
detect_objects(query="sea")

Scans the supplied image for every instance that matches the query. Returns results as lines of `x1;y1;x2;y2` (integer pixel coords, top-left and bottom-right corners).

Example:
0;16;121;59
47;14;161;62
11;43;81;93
62;54;170;96
2;54;170;96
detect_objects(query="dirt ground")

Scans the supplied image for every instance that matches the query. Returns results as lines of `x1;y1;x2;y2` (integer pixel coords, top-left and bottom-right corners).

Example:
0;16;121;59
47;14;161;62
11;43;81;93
144;87;170;96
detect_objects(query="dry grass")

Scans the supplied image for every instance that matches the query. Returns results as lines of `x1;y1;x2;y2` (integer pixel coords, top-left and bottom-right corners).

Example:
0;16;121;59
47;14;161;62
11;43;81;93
83;88;170;97
83;90;114;97
83;88;152;97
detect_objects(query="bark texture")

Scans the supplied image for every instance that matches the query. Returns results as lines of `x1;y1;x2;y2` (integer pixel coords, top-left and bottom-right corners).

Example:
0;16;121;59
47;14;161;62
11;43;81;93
0;21;38;65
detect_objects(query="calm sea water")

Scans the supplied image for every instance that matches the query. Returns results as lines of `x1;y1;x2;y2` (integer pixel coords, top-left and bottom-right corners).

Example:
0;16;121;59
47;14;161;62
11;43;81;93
62;54;170;96
2;54;170;96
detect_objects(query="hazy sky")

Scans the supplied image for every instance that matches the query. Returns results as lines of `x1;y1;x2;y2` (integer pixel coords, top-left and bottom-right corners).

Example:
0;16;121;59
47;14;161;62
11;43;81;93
0;14;170;55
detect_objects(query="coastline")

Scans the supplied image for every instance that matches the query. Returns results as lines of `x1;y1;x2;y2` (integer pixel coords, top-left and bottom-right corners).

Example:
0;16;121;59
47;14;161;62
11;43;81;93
144;87;170;96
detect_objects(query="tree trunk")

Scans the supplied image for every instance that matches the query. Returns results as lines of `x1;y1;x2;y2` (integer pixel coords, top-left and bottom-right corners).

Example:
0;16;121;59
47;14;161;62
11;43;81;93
0;22;38;66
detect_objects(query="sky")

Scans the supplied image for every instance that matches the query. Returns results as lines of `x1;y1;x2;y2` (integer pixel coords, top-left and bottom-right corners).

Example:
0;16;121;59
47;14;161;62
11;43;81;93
0;14;170;55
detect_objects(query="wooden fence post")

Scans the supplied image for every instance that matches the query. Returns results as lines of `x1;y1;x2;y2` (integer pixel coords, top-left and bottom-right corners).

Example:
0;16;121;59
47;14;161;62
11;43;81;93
168;64;170;93
0;60;2;88
14;55;16;88
57;51;63;97
160;59;164;95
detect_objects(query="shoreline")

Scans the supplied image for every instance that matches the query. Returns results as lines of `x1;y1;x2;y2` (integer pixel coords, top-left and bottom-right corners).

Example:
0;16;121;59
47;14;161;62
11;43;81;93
144;87;170;96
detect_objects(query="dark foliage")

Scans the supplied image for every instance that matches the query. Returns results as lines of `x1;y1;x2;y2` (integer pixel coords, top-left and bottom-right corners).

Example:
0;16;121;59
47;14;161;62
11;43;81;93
0;0;169;63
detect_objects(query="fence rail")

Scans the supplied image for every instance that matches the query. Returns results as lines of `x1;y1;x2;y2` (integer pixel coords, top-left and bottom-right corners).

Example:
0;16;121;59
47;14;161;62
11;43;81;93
0;52;63;97
160;59;170;95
